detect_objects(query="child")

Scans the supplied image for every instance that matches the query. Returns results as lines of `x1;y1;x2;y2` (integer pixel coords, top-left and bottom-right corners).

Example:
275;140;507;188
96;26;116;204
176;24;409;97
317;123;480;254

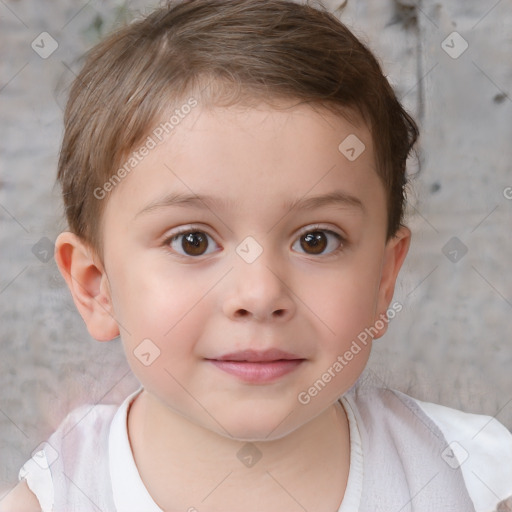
3;0;512;510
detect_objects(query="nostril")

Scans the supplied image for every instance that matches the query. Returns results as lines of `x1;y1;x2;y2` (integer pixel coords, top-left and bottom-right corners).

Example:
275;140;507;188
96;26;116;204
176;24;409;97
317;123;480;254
233;309;287;319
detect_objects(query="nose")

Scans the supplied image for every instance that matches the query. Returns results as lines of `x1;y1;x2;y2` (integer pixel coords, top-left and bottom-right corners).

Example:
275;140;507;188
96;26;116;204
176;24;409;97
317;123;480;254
222;251;296;323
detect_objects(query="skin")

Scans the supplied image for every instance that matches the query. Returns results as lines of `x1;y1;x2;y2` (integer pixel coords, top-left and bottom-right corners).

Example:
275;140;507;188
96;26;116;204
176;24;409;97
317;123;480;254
49;102;410;512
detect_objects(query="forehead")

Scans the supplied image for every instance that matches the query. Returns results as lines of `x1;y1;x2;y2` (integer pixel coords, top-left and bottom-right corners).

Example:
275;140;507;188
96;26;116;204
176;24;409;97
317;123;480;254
103;103;384;226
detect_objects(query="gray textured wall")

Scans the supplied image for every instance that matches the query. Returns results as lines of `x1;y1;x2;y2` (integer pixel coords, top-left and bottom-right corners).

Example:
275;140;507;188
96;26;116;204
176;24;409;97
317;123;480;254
1;0;511;495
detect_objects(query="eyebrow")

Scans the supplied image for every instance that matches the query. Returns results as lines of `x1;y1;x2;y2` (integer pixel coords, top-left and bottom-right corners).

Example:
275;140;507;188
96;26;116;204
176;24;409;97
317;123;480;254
134;190;365;218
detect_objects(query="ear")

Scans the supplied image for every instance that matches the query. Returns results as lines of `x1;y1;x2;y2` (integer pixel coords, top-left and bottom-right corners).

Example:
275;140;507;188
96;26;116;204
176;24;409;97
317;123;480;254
54;232;120;341
373;225;411;339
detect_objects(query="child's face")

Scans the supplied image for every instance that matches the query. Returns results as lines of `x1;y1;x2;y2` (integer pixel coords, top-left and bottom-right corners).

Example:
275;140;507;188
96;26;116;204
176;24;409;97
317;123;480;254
66;101;409;440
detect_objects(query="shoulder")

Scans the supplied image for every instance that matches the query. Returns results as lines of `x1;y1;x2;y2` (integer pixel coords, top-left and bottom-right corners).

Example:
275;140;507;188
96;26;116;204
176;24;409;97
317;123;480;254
344;384;512;511
413;395;512;454
32;402;119;466
13;399;127;512
0;479;42;512
410;394;512;512
414;397;512;472
57;401;120;434
348;384;512;462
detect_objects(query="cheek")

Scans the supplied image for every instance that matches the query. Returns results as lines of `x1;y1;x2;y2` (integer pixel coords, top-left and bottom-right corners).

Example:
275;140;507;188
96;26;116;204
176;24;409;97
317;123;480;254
308;260;382;342
298;269;378;403
110;265;215;401
108;257;217;336
107;258;222;369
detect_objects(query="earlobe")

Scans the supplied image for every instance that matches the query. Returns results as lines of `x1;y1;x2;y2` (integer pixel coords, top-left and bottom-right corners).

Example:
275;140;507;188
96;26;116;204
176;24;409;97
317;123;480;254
54;232;120;341
373;226;411;339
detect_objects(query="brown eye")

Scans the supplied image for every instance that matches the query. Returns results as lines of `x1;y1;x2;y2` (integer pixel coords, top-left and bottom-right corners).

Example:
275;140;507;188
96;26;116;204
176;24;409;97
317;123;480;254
182;232;208;256
293;229;343;256
167;230;218;257
301;231;327;254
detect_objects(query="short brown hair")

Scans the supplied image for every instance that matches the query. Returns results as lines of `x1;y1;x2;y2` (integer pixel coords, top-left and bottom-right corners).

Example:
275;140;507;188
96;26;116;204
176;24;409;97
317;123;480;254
57;0;419;257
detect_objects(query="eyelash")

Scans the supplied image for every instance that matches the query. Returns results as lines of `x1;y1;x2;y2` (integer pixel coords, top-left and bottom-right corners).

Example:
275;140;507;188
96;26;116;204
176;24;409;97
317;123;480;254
162;224;346;259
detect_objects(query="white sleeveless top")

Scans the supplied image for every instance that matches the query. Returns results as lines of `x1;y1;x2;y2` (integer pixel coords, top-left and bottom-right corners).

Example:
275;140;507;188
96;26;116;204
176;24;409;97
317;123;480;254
18;383;512;512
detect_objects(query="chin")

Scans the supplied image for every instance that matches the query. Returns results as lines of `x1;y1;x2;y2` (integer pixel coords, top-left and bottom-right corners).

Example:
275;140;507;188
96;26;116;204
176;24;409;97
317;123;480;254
214;408;305;443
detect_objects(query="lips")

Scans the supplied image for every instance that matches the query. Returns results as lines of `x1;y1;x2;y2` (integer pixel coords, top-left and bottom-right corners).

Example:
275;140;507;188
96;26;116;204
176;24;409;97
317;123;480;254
206;349;305;383
211;348;302;363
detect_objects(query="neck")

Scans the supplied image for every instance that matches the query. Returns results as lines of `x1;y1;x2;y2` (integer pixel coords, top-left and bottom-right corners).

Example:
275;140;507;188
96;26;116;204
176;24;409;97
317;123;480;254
127;389;351;512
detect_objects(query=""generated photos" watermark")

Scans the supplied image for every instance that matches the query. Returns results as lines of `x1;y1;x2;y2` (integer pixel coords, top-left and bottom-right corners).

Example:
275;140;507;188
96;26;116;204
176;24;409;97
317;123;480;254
298;301;402;405
94;97;198;200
